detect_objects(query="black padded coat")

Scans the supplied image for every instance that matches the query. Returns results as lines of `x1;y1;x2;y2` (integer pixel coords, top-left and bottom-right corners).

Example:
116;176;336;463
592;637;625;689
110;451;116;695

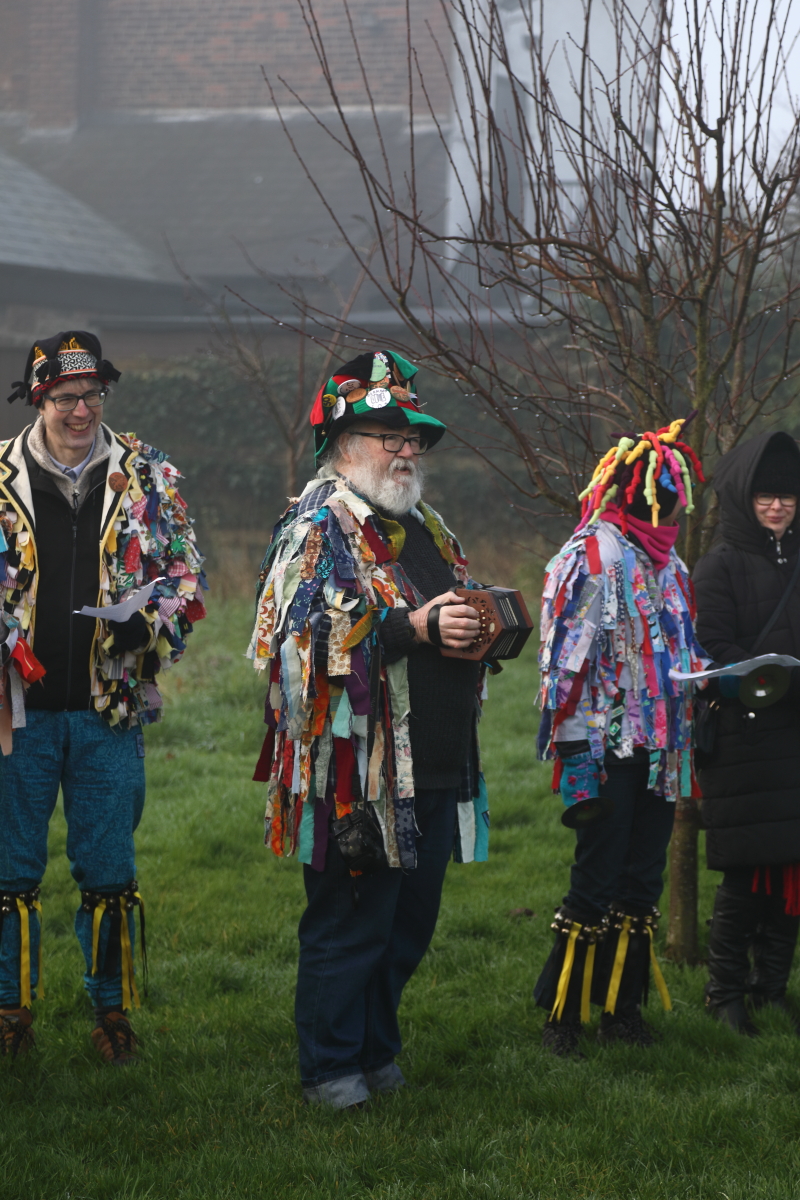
693;431;800;870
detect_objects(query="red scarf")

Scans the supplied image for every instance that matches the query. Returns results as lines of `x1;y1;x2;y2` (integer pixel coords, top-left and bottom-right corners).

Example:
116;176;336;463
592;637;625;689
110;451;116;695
599;504;680;571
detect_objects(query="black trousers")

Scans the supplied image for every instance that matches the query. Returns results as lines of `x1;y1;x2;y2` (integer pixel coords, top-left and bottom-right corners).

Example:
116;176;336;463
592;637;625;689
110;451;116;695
563;758;676;923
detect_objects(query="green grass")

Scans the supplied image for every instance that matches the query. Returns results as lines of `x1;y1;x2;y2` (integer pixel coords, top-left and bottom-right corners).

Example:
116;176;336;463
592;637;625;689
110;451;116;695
5;601;800;1199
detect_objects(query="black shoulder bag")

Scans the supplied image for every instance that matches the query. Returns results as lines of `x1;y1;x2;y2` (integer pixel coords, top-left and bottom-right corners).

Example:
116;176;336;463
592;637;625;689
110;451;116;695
694;550;800;760
331;631;387;877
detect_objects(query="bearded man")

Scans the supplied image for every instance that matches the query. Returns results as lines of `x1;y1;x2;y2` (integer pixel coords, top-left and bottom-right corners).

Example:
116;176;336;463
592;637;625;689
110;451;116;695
249;350;490;1108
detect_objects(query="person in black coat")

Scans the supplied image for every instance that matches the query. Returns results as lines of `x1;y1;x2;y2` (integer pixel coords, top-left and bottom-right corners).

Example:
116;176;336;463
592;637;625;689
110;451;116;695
693;431;800;1033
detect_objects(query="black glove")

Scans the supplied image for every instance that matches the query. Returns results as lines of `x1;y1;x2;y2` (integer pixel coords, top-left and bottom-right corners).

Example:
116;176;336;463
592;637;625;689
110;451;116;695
107;611;151;656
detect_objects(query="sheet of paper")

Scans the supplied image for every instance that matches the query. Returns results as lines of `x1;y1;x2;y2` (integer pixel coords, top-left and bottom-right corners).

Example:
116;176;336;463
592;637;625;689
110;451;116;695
74;578;163;624
669;653;800;682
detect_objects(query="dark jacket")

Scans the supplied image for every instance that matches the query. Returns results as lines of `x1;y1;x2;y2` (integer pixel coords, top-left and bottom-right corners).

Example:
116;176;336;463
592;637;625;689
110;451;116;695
380;512;481;789
23;436;109;712
693;431;800;869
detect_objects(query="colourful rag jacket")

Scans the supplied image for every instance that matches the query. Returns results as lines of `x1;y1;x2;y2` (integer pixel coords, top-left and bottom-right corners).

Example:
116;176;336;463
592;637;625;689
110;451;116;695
248;475;490;870
537;520;708;799
0;425;207;729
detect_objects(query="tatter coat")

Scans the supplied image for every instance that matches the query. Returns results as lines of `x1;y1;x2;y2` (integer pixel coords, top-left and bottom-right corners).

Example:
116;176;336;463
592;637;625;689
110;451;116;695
693;431;800;869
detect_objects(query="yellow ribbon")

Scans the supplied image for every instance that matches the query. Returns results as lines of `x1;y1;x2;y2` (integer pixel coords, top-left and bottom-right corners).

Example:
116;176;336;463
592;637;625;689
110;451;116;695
16;897;31;1008
551;922;581;1022
91;898;107;976
119;907;140;1011
647;926;672;1011
33;900;43;1000
604;915;631;1014
580;938;596;1024
12;897;43;1008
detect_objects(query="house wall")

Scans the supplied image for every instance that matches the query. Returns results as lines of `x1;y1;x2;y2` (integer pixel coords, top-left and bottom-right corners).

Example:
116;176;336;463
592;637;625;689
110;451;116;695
0;0;450;131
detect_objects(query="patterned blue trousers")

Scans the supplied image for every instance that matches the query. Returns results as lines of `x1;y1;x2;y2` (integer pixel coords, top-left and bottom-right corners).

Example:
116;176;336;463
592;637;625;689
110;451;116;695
0;711;146;1010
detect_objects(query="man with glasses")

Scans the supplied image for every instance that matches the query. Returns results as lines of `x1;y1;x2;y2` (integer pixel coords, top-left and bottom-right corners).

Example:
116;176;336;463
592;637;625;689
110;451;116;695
249;349;490;1108
0;332;206;1062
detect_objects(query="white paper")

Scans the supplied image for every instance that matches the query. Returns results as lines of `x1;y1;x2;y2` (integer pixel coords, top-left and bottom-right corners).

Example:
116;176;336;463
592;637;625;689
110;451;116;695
74;578;163;623
669;653;800;682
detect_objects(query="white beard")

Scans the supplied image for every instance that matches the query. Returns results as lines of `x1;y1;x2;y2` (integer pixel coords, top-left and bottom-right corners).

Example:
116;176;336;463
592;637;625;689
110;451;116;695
342;455;425;516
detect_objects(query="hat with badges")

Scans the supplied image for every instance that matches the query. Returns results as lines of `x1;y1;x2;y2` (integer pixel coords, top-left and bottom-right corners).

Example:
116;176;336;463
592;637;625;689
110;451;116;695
310;349;446;458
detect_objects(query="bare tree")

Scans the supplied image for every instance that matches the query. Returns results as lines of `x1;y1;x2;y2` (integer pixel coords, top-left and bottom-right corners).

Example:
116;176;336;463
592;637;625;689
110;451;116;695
248;0;800;961
168;236;375;499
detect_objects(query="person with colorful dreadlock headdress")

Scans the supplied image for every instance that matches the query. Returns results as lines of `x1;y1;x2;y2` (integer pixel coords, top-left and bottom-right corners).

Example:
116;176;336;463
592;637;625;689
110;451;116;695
0;333;206;1063
533;419;709;1057
248;350;492;1108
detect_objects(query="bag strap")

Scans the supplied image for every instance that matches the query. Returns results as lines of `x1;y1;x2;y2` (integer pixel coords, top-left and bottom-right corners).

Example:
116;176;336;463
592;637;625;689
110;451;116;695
751;550;800;653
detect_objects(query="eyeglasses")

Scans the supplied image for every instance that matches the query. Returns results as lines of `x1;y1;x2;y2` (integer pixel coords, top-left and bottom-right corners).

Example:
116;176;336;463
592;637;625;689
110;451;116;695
350;431;428;455
48;388;108;413
753;493;797;508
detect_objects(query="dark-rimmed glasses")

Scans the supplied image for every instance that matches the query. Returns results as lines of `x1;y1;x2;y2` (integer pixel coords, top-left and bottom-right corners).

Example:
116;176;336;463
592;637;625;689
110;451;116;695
753;493;797;508
47;388;109;413
350;431;428;455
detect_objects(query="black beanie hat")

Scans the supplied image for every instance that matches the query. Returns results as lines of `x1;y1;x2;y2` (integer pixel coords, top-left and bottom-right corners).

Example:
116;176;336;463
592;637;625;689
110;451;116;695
751;443;800;496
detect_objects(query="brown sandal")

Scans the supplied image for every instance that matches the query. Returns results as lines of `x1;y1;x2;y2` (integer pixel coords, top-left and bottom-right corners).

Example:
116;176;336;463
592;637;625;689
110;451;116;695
0;1007;34;1058
91;1012;140;1065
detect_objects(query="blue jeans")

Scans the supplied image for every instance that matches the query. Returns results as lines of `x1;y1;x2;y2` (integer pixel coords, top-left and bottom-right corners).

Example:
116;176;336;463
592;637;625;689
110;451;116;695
564;758;676;923
296;787;458;1086
0;711;146;1008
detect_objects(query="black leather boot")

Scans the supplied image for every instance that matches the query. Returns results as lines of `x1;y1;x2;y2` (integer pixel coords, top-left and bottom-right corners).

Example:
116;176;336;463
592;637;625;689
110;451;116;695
749;899;800;1033
534;908;602;1058
705;885;761;1035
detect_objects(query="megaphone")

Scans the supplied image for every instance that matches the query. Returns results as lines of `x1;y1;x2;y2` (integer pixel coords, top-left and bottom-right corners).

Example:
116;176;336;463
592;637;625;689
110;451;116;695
739;663;790;709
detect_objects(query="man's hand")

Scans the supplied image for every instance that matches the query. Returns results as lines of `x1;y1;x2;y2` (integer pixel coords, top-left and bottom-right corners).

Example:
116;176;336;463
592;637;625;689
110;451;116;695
408;591;481;650
107;610;151;656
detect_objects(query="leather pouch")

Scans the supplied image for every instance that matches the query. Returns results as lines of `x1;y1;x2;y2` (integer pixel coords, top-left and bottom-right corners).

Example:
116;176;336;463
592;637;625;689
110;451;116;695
331;806;387;873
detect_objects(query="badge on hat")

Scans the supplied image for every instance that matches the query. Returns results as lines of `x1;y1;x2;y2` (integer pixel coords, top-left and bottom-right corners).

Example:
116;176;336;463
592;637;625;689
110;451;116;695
366;389;391;409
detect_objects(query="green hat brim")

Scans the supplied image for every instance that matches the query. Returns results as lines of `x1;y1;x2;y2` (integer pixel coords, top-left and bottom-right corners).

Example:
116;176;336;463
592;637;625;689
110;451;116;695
315;403;446;459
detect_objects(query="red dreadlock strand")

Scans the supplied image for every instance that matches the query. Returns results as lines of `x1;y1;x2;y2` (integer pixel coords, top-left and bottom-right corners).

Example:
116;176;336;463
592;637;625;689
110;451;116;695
641;433;665;473
624;458;645;505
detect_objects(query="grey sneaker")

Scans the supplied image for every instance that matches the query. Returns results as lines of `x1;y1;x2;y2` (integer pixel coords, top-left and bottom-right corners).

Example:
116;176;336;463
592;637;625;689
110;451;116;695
302;1073;371;1109
364;1062;406;1093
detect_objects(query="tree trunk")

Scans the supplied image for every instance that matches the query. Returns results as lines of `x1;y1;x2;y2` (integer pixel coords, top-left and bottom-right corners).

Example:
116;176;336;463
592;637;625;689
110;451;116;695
286;443;298;500
665;795;701;964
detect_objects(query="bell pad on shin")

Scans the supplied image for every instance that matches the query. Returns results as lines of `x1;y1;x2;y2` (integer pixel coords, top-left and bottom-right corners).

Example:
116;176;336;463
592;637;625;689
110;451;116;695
534;907;604;1023
0;886;41;915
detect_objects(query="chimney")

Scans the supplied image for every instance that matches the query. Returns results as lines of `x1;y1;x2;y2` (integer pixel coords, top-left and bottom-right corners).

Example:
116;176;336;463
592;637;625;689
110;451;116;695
27;0;82;135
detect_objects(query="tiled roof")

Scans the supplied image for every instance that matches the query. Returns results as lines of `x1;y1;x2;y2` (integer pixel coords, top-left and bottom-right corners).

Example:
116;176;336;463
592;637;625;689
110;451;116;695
0;114;443;284
0;149;165;281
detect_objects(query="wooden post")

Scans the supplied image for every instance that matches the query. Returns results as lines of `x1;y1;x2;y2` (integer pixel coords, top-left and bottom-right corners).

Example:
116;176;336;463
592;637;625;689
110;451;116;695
665;794;701;964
